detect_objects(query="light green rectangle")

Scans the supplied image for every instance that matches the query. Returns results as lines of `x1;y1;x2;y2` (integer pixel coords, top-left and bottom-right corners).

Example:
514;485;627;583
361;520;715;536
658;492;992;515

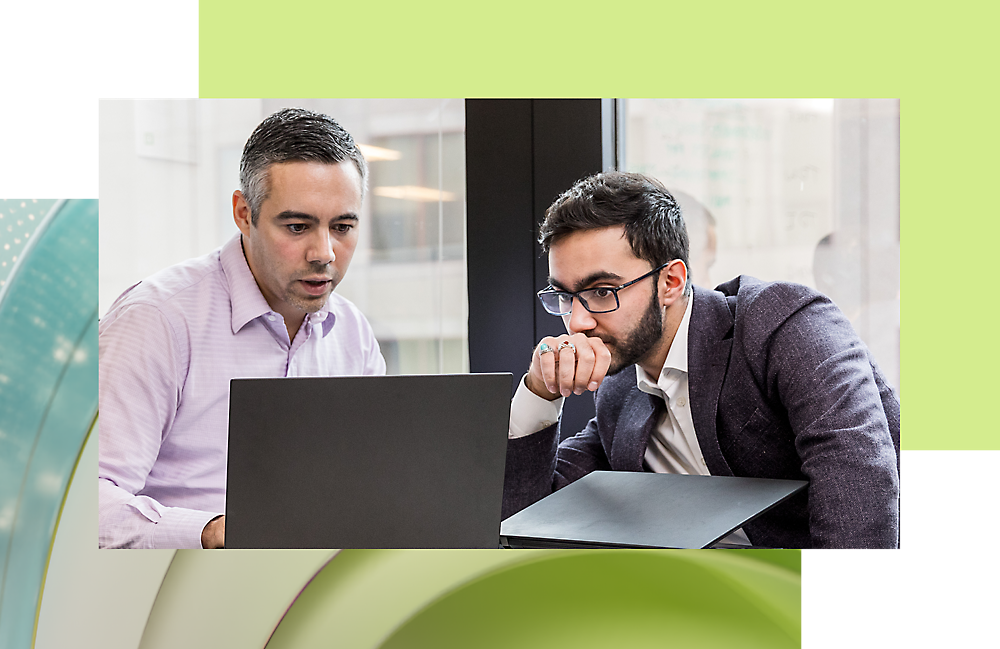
199;1;1000;448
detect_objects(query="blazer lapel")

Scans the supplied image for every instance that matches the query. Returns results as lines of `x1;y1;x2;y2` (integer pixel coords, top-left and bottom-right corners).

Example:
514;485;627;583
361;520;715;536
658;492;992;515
609;386;662;471
688;285;736;477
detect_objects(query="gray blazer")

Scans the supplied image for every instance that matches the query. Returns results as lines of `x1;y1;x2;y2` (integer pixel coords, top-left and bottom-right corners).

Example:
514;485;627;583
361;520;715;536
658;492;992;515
503;276;901;549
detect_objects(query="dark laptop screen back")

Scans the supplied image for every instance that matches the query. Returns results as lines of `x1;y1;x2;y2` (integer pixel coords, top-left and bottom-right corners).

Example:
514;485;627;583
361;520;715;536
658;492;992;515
226;373;512;549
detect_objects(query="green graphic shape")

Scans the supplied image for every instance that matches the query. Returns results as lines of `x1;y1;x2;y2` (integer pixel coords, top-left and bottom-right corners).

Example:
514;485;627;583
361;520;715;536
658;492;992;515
0;199;99;649
267;549;799;649
199;1;1000;449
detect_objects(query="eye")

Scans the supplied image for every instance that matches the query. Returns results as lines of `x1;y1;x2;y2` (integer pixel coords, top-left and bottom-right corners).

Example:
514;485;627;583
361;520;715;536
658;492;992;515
286;223;308;234
591;287;614;299
332;222;355;233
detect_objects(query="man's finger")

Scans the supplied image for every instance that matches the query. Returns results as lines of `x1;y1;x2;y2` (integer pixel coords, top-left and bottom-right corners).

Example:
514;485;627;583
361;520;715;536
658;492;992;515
536;338;559;395
572;335;597;395
556;338;577;397
588;337;612;390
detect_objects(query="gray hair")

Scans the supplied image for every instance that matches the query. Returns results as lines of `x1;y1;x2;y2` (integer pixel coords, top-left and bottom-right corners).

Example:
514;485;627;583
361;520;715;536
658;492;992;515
239;108;368;224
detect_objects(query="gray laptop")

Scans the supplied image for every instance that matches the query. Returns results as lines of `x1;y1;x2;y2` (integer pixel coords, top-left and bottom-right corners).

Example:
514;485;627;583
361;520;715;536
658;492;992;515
226;373;512;549
500;471;807;549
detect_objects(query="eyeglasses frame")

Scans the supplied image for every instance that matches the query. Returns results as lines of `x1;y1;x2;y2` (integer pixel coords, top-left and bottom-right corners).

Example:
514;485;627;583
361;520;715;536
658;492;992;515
536;261;672;316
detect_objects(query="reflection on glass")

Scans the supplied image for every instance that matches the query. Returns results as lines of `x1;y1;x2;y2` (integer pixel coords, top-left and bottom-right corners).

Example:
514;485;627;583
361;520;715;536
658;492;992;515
369;132;465;264
624;98;899;391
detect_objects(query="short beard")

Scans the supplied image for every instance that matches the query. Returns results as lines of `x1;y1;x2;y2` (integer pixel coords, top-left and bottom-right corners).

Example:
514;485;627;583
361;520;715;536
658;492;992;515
285;289;332;314
284;263;339;313
602;284;664;375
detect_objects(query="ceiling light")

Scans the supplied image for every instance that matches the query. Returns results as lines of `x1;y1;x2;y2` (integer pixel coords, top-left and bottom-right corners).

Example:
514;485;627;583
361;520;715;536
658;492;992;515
373;186;457;202
358;144;402;161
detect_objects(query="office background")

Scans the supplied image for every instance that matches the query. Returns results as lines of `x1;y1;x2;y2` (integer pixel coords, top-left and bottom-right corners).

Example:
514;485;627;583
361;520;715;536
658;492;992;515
100;98;897;439
99;99;899;391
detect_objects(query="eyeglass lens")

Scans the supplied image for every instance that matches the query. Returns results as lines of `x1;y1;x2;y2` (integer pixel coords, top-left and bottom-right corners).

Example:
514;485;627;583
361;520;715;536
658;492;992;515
540;288;618;315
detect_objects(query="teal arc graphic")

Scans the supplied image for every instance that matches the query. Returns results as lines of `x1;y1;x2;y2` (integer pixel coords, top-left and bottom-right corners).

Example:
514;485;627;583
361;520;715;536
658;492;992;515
0;199;99;648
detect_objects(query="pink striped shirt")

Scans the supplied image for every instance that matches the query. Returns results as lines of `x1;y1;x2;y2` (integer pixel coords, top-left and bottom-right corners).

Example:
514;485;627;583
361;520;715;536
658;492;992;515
98;234;385;548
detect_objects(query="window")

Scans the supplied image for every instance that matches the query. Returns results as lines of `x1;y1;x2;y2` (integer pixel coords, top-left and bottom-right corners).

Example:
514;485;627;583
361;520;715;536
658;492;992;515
99;99;468;375
623;99;899;390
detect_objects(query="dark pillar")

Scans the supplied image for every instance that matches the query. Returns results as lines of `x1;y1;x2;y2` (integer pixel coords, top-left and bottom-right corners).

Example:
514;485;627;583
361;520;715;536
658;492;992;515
467;99;611;437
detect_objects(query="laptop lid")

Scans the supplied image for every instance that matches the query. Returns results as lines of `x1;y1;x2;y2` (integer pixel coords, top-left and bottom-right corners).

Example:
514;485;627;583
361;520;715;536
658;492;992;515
226;373;512;549
499;471;807;549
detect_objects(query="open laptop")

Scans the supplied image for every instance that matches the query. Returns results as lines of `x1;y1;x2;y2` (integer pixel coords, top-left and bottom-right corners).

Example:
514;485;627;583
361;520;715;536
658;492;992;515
499;471;807;549
226;373;512;549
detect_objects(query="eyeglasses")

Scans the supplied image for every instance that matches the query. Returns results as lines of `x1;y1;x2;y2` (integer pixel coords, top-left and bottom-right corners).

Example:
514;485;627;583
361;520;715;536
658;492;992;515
536;261;670;316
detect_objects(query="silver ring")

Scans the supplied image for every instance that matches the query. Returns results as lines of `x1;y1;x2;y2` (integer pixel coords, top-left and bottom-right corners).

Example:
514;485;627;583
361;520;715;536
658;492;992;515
558;340;577;353
538;342;555;355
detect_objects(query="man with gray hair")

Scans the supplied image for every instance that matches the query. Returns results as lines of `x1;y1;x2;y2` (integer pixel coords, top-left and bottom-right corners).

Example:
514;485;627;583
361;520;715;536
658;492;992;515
99;108;385;549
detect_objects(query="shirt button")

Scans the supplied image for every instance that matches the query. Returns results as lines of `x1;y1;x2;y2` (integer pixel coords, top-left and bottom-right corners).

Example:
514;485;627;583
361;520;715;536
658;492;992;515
677;397;687;407
267;315;276;322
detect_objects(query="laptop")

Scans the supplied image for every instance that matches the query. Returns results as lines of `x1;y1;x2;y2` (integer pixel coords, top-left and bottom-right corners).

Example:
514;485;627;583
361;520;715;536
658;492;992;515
499;471;807;549
226;373;512;549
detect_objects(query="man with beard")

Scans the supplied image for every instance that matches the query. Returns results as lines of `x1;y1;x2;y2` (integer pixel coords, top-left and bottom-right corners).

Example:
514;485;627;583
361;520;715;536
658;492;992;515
503;172;900;549
99;108;385;549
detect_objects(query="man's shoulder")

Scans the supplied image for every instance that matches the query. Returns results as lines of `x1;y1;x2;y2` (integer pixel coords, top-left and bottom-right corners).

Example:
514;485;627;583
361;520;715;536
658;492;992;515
704;275;856;367
712;275;821;304
708;276;828;325
104;249;225;320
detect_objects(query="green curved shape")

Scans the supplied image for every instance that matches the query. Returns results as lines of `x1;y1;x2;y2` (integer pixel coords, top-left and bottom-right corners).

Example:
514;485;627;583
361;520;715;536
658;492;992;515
0;199;99;649
266;550;526;648
379;551;798;649
267;549;799;649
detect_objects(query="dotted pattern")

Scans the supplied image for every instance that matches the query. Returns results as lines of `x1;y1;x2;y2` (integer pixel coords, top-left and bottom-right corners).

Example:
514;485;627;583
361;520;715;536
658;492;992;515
0;199;57;288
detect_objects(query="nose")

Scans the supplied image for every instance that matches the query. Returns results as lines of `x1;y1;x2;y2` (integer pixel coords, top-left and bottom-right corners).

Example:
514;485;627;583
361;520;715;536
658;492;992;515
307;229;335;266
564;296;597;334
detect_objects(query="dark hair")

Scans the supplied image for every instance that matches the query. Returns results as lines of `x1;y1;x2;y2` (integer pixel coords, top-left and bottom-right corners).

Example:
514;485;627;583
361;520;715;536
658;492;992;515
239;108;368;224
539;172;691;292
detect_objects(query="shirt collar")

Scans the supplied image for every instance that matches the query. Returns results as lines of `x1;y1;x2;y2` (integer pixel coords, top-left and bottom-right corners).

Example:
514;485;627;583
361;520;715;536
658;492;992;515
220;233;336;335
636;291;694;392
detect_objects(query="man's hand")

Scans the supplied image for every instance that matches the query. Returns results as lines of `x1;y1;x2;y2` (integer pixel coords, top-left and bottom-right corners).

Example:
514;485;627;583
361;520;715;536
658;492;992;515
201;515;225;549
525;333;611;400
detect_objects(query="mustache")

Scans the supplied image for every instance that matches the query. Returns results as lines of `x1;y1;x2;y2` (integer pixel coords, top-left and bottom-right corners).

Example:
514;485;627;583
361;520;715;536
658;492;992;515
579;330;616;347
294;263;337;282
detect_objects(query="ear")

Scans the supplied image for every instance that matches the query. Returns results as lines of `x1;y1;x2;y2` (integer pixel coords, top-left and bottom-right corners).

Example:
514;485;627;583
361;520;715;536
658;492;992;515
658;260;688;307
233;190;253;237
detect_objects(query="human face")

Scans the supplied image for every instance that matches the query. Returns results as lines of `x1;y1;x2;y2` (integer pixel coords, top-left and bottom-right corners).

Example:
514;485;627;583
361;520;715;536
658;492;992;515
233;160;362;326
548;226;668;376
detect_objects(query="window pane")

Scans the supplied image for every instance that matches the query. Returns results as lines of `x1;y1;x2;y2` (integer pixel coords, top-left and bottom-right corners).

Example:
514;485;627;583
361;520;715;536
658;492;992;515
99;99;468;376
624;99;899;391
